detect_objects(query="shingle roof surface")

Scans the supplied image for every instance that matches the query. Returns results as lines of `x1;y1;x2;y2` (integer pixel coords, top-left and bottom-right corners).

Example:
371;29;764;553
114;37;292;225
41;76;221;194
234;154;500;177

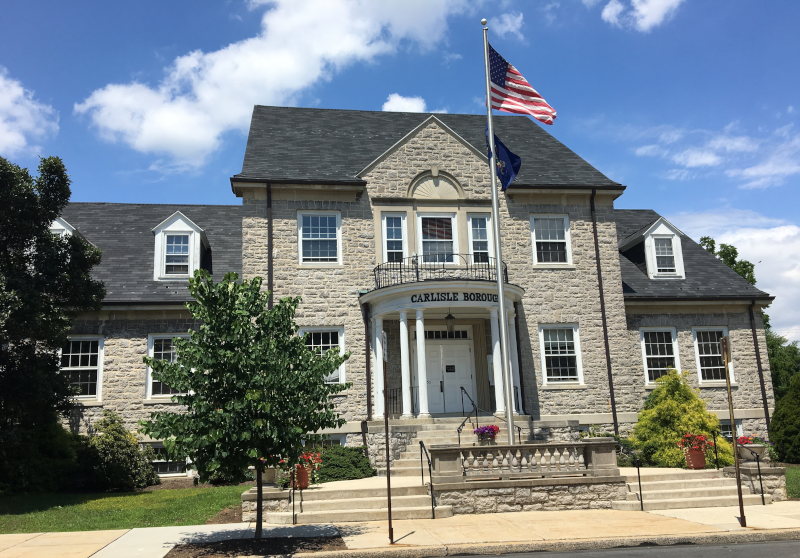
235;106;620;187
60;203;242;304
615;209;771;300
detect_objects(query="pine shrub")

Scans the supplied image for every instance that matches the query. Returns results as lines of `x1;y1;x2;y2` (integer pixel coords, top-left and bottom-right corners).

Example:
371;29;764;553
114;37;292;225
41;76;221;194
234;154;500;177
631;371;734;467
770;374;800;463
317;445;375;483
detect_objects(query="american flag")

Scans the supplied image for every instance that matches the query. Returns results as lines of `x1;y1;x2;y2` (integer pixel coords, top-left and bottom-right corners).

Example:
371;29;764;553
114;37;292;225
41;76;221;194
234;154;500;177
489;43;556;125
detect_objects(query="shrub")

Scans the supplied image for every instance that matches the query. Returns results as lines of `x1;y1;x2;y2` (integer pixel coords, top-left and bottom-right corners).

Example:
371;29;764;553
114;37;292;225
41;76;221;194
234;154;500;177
317;445;375;483
770;374;800;463
631;371;734;468
208;467;256;485
82;410;160;491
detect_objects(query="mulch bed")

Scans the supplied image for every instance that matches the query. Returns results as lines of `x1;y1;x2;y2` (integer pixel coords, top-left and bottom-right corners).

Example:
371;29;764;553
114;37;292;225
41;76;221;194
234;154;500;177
164;536;347;557
143;478;255;492
206;505;242;524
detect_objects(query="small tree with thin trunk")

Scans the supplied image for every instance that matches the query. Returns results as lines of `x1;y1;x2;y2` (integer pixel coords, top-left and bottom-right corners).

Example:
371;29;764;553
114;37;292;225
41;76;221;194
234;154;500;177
140;271;349;537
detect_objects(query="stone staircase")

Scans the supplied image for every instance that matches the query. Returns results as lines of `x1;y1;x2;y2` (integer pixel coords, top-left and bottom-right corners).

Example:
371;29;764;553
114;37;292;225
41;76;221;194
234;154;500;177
611;469;772;511
262;484;453;524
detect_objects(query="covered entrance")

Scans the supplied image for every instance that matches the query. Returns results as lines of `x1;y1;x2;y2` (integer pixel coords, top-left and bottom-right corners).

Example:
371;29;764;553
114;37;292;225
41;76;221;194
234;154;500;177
412;328;476;414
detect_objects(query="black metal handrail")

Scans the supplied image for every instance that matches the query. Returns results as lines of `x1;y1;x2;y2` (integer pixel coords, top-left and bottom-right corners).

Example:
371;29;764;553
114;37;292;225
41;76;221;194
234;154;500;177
386;388;402;416
459;387;522;445
373;253;509;290
712;430;721;470
724;433;766;506
613;436;644;512
419;441;436;518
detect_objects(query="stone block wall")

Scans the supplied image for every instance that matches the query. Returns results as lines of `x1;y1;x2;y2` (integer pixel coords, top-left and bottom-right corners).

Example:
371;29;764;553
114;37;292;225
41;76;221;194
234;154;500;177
241;493;291;522
723;465;787;502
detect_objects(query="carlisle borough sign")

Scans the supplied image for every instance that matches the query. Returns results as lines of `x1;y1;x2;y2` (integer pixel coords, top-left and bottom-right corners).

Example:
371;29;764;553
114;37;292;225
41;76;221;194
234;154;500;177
410;292;500;304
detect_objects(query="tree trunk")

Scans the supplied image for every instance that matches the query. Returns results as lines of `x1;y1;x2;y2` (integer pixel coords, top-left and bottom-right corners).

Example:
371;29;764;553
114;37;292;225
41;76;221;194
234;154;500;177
255;466;263;539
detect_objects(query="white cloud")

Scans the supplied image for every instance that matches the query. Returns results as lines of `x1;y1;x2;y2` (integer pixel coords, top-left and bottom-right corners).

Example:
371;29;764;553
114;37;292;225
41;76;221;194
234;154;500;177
635;144;667;157
726;132;800;189
442;52;462;65
600;0;685;32
0;67;58;157
662;168;691;180
74;0;469;169
789;106;795;115
707;134;759;153
489;12;525;39
669;209;800;342
382;94;427;113
672;148;721;167
582;0;604;7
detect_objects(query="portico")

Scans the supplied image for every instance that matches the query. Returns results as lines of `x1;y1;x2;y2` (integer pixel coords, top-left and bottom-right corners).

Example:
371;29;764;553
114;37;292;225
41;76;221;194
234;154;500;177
360;280;525;419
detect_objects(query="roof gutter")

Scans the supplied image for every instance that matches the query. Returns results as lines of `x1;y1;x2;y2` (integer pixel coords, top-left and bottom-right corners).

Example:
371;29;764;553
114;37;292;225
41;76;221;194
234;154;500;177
230;177;367;186
749;300;771;429
508;184;626;191
624;296;775;303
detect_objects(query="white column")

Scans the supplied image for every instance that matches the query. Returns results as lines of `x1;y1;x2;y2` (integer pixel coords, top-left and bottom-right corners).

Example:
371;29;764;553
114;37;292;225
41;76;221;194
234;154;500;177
508;315;522;415
399;311;413;418
490;309;505;415
373;317;384;419
415;309;430;417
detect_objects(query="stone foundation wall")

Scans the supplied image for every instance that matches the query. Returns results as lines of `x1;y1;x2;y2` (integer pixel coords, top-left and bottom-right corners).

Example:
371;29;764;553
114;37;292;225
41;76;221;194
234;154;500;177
241;493;291;522
434;479;627;514
723;465;787;502
366;428;418;469
530;420;581;443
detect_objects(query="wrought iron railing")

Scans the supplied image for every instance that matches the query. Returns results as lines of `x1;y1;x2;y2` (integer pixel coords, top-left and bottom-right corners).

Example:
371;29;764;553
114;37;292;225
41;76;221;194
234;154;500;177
419;441;436;518
459;387;522;445
386;388;402;416
372;254;509;290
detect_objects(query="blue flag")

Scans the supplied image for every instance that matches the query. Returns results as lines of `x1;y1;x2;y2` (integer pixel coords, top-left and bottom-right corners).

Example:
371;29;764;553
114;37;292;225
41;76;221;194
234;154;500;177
486;125;521;191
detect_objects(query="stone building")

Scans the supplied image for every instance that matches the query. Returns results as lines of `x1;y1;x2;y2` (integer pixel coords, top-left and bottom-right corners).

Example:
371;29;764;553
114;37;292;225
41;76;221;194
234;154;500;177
61;106;775;473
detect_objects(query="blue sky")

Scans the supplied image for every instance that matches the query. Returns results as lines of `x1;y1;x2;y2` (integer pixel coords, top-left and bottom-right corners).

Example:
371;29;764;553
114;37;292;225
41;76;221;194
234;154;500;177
1;0;798;340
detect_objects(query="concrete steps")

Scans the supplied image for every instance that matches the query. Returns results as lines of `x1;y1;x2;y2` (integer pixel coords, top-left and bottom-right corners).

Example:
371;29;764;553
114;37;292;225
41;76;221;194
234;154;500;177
611;469;772;511
296;494;432;512
267;505;453;524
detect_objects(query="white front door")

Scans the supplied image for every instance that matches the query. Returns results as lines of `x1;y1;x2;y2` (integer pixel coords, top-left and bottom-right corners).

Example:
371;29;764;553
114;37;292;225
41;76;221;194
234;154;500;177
443;344;475;412
426;345;444;413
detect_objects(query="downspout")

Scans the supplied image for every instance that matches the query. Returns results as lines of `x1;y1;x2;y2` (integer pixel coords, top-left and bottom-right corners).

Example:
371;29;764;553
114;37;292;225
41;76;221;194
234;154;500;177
590;189;619;435
749;300;771;429
514;301;527;415
267;181;274;309
363;302;373;421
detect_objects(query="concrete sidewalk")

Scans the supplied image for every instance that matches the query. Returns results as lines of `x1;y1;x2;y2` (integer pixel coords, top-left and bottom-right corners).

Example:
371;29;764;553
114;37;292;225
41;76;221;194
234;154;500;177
2;503;800;558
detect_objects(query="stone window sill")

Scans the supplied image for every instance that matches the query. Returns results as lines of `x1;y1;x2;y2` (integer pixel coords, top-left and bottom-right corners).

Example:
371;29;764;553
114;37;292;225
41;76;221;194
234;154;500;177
143;399;182;405
532;264;577;270
73;400;104;407
699;382;738;388
296;264;345;269
541;384;587;390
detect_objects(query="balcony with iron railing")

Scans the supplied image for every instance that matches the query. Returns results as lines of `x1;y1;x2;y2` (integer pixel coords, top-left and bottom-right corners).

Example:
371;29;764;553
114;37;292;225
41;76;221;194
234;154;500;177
372;253;509;290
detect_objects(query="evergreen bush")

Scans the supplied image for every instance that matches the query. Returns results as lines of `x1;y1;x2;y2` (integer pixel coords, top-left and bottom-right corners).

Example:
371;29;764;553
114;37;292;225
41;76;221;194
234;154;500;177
631;371;734;468
770;374;800;463
317;445;375;483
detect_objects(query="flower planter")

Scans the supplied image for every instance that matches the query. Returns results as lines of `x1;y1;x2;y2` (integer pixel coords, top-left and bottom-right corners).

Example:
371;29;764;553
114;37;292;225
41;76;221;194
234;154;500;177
685;449;706;469
478;436;496;446
291;465;310;490
738;444;766;462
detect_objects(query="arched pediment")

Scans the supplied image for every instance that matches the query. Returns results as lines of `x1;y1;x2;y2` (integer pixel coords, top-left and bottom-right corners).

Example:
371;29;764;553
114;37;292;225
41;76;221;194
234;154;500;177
408;171;464;200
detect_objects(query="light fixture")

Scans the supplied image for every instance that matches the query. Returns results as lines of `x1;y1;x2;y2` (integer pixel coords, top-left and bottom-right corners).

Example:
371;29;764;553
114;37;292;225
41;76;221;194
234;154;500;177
445;308;455;333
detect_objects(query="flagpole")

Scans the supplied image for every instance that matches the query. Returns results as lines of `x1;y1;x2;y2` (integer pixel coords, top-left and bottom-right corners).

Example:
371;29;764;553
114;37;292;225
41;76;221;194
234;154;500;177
482;19;516;446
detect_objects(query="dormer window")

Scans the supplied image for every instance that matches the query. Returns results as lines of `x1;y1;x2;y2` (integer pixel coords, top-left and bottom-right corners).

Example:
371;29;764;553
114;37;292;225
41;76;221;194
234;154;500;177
50;217;76;237
654;237;676;273
152;211;208;281
619;217;685;280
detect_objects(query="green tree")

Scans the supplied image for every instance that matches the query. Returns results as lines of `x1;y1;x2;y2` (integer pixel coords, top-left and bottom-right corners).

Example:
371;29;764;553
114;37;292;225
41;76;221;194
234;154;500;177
632;371;734;467
699;236;756;285
140;270;349;538
769;374;800;463
0;157;105;493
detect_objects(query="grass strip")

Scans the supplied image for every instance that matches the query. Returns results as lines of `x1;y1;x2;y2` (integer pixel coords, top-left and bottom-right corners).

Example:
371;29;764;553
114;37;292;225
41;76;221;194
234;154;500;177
785;465;800;498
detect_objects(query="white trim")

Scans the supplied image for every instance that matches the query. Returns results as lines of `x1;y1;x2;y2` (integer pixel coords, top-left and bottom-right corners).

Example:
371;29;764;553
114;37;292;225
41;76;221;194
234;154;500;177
467;213;494;262
639;327;681;385
537;324;584;386
416;212;458;264
152;212;205;281
530;214;572;266
381;212;408;263
146;333;190;399
50;217;75;237
298;326;346;384
297;211;342;266
642;220;686;280
692;326;734;384
62;336;105;402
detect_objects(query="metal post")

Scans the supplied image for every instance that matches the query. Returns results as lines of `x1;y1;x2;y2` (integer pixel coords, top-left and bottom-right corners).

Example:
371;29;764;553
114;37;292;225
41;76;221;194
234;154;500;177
756;453;765;506
713;430;720;470
636;461;644;512
383;358;394;544
722;336;746;527
482;19;515;445
255;467;263;539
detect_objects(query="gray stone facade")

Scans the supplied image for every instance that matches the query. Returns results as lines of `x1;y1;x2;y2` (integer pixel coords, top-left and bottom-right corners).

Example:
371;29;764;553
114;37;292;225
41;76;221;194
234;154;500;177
723;465;787;502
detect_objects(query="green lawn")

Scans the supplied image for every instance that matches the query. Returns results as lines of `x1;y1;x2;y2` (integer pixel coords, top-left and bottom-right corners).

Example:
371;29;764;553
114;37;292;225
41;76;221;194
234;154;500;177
0;485;246;534
786;465;800;499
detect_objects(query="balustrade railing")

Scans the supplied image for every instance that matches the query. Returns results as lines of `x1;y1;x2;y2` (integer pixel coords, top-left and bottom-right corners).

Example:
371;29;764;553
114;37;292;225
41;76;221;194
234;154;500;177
373;254;509;290
386;388;403;416
460;445;586;476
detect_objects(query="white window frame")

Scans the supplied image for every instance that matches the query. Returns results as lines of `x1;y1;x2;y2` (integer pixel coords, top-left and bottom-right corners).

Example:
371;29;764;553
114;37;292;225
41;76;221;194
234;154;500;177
146;334;190;399
692;326;734;384
416;213;458;264
719;419;743;438
50;217;75;237
537;324;584;385
148;442;191;477
61;336;104;401
640;327;681;385
152;212;205;281
645;233;685;279
297;211;342;266
467;213;493;263
530;214;572;266
381;213;408;263
298;326;346;384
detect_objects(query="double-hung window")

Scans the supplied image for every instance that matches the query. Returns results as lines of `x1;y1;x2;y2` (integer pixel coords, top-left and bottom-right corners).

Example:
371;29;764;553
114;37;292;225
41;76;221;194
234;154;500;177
298;212;341;264
61;338;103;399
147;334;188;398
654;237;676;273
468;214;491;263
531;215;571;265
418;215;457;263
165;235;190;275
150;445;187;475
693;328;732;383
640;328;680;384
538;325;583;384
301;327;345;384
382;214;406;263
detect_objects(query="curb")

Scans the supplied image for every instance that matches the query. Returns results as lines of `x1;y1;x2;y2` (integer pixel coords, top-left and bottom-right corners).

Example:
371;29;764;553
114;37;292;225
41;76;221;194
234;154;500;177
298;528;800;558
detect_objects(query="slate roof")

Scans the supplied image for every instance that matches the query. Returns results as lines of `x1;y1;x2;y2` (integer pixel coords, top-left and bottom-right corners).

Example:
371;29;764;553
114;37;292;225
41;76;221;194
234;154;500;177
234;106;620;188
615;209;772;301
60;203;242;304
